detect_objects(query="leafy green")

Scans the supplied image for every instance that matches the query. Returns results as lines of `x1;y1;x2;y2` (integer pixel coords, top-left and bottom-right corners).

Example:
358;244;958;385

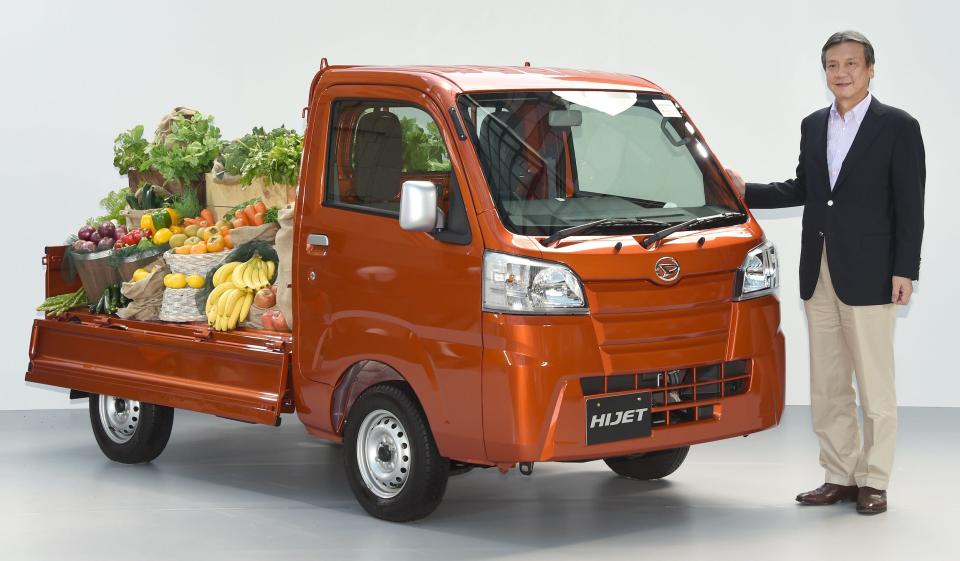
263;207;279;224
399;117;450;172
169;185;202;219
220;126;303;186
113;125;151;175
148;113;222;186
87;188;132;225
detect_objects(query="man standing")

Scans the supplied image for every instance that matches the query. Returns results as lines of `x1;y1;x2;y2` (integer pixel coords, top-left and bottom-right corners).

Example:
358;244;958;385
727;30;925;515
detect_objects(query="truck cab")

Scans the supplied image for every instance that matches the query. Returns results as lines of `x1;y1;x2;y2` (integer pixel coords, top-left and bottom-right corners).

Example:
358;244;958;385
28;64;784;522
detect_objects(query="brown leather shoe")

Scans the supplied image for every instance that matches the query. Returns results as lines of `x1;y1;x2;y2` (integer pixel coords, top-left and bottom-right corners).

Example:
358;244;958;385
856;486;887;514
795;483;859;505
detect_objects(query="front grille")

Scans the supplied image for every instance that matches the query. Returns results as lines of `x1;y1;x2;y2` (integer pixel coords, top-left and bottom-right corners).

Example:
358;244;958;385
579;360;752;427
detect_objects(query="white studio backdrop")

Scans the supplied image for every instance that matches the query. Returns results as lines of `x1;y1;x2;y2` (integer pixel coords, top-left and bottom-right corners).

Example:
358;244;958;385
1;0;955;410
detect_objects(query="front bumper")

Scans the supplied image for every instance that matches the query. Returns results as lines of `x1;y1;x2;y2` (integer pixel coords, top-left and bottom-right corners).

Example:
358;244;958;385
480;295;785;462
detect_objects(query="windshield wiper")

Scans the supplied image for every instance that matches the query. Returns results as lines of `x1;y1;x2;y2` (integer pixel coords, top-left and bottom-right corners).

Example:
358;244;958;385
640;212;745;249
542;217;670;247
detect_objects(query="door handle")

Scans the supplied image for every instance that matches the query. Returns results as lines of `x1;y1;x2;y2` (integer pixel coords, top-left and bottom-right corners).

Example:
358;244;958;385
307;233;329;247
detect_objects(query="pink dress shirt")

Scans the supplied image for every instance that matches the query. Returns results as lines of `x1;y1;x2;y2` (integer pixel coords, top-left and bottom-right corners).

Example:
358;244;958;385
827;92;873;190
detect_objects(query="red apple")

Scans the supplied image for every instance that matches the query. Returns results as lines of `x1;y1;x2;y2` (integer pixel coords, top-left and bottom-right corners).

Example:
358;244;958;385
268;309;289;332
254;288;276;309
260;310;274;331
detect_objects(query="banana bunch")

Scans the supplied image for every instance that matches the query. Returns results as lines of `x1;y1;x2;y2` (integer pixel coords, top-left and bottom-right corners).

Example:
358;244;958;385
230;255;275;291
206;282;253;331
205;256;277;331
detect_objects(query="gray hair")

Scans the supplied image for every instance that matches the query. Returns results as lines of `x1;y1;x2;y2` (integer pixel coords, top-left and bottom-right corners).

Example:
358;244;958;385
821;30;875;69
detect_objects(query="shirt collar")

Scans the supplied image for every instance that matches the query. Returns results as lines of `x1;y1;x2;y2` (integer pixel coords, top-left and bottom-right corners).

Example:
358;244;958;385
830;92;873;123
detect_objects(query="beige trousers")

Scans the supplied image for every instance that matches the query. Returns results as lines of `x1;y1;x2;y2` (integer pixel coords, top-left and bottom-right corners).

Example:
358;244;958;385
803;246;897;490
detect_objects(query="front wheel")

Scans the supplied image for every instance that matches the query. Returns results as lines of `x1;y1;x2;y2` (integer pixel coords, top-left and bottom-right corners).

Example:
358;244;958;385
88;394;174;464
604;446;689;480
343;384;449;522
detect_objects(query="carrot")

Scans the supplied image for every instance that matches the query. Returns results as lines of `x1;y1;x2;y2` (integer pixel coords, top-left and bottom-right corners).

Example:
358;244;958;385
234;209;244;219
252;212;265;226
254;201;267;214
243;205;258;225
182;217;199;226
232;217;248;228
200;208;215;225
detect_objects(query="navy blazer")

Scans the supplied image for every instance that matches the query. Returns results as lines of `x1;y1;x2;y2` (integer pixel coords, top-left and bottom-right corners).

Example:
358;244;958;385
745;97;925;306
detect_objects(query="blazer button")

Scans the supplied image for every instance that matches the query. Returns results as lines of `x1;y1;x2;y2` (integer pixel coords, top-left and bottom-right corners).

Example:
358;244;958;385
827;200;834;206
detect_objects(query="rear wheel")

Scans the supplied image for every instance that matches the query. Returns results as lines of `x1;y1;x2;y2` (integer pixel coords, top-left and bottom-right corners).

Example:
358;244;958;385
343;384;448;521
88;394;174;464
604;446;689;480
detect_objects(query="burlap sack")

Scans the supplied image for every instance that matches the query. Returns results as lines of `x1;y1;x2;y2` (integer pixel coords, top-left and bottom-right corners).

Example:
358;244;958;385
116;261;170;321
275;205;295;325
154;107;198;143
230;223;280;246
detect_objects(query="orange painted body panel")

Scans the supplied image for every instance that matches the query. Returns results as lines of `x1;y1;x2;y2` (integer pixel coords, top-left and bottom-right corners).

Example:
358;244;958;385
26;65;785;466
27;311;292;425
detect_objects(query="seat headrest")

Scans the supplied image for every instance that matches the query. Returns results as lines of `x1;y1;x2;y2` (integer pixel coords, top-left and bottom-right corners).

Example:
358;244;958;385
353;110;403;204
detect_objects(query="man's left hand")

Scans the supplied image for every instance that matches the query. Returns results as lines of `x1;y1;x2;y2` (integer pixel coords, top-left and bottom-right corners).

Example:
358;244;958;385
892;276;913;305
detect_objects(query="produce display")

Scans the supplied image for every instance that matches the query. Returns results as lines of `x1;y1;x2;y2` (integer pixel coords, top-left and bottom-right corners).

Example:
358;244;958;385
40;108;296;329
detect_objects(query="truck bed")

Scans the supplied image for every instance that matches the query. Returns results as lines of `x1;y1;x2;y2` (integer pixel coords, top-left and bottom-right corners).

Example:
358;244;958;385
28;246;293;425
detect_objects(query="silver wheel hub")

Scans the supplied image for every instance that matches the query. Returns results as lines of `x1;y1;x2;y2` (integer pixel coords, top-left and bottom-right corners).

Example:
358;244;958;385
356;409;411;498
98;395;141;444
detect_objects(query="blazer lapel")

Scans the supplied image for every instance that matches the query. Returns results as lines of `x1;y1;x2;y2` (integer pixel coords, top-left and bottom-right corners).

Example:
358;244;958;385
809;107;829;193
833;97;888;192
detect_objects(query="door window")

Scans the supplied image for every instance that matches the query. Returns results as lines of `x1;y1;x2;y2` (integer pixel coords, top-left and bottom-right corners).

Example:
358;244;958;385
325;100;453;216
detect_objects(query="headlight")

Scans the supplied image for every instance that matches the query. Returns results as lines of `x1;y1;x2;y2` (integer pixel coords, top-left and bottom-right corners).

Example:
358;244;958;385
734;240;779;300
483;251;588;314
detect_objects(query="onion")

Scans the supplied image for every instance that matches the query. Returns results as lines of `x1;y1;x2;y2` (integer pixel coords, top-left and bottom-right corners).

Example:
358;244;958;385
78;225;95;241
89;231;102;244
98;221;116;240
96;237;114;252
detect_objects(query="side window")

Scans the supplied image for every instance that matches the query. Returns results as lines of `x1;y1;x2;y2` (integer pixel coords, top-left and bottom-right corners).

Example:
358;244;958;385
326;100;453;215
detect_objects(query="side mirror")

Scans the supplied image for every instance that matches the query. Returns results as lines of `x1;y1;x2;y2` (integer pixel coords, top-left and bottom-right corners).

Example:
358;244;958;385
400;181;444;232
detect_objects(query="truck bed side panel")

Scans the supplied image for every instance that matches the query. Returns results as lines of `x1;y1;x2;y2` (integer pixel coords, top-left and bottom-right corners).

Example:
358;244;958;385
27;317;291;425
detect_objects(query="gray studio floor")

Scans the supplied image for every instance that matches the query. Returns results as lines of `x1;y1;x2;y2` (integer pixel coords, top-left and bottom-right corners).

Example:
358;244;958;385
2;404;956;561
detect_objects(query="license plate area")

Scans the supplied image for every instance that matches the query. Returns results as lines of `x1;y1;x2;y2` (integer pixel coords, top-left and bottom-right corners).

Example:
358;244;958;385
585;392;652;445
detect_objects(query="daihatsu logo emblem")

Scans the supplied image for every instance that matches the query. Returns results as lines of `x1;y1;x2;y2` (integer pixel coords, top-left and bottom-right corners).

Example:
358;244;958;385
655;257;680;282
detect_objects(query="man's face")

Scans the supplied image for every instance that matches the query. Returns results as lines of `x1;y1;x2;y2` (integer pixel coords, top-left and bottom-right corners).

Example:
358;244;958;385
824;41;874;106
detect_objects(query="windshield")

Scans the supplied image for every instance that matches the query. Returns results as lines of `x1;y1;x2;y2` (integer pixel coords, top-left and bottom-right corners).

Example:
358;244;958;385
458;91;745;236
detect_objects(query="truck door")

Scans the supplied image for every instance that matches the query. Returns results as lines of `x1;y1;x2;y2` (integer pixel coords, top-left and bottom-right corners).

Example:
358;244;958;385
295;85;486;459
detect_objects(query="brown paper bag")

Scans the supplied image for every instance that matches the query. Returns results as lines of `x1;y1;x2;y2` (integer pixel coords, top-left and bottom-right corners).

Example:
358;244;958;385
117;261;170;321
230;223;280;246
275;205;295;325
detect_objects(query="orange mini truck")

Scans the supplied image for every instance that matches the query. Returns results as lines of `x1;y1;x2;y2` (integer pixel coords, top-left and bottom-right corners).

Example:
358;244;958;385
28;63;785;521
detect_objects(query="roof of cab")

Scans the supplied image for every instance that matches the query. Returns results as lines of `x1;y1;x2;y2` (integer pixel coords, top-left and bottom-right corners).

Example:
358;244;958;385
320;65;664;94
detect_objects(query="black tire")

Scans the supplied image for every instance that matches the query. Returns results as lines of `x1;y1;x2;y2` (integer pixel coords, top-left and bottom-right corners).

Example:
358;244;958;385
604;446;689;480
88;394;174;464
343;383;449;522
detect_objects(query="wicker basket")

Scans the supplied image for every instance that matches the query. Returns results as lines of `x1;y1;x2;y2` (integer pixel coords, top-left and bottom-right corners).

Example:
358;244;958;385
159;287;206;322
162;249;228;277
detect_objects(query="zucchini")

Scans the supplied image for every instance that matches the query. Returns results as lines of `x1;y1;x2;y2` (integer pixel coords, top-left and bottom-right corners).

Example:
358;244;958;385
104;287;115;314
